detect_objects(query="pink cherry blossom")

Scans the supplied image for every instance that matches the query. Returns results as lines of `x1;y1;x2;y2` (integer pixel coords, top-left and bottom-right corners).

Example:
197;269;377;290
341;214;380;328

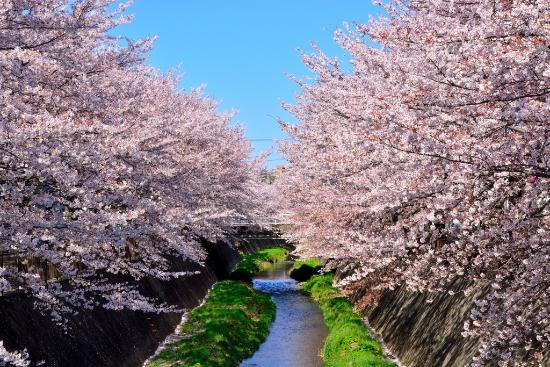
0;1;270;355
278;1;549;365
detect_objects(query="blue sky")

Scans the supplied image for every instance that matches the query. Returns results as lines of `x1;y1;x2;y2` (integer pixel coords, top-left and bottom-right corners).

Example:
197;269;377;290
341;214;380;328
115;1;380;167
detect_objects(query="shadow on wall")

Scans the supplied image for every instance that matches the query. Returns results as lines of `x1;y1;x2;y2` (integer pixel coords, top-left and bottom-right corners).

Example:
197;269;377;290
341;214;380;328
343;272;550;367
0;232;285;367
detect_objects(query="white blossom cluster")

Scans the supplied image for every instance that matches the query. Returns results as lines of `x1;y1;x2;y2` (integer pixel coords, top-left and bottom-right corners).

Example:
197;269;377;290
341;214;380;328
0;342;29;367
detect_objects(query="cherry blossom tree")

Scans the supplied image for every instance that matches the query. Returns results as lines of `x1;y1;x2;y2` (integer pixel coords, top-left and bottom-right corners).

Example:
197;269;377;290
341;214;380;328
0;341;29;367
0;1;268;362
278;1;549;365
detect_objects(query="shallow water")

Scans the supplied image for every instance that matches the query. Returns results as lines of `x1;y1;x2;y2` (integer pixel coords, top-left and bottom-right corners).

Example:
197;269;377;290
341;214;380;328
240;261;328;367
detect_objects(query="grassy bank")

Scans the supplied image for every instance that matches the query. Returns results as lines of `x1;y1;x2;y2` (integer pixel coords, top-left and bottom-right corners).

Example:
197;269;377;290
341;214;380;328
291;257;322;271
303;274;396;367
233;247;289;278
289;257;322;282
149;280;276;367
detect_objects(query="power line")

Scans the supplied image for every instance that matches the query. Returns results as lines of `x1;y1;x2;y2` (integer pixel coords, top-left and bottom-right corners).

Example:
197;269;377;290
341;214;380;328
249;138;292;142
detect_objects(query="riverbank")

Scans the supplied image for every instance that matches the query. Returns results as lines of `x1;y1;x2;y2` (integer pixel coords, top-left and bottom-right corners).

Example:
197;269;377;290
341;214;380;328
289;258;322;281
303;274;396;367
148;280;275;367
232;247;290;279
147;247;290;367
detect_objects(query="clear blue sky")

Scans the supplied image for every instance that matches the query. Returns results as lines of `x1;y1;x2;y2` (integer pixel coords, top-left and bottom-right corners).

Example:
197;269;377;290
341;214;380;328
115;1;380;167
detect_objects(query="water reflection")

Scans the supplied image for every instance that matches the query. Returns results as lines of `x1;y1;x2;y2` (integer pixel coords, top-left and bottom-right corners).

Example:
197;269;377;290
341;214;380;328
240;261;328;367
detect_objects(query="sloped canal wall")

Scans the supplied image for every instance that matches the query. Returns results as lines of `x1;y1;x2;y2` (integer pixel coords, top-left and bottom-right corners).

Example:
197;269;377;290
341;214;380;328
0;232;286;367
363;279;486;367
338;266;550;367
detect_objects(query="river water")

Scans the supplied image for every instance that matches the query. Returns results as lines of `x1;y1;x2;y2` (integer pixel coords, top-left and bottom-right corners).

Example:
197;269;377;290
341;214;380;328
240;260;328;367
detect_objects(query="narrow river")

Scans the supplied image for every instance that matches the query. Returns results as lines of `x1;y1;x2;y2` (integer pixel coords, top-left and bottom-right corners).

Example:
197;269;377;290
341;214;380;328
240;260;328;367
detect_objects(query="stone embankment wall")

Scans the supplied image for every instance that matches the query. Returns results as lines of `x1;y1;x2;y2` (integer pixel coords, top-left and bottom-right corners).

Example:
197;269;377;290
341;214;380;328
336;264;550;367
363;280;486;367
0;231;286;367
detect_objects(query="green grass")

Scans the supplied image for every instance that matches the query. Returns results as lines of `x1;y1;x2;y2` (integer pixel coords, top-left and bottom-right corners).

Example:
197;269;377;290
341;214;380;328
289;257;323;281
233;247;289;278
303;274;396;367
149;280;276;367
291;258;322;271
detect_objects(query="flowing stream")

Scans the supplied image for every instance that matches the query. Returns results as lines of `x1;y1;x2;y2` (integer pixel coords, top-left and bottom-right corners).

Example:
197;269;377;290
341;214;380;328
240;260;328;367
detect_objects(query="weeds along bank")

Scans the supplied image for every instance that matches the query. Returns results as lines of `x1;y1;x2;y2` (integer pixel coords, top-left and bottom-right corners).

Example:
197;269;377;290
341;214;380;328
146;246;289;367
231;247;290;280
289;258;323;282
293;258;550;367
148;281;275;367
303;274;396;367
